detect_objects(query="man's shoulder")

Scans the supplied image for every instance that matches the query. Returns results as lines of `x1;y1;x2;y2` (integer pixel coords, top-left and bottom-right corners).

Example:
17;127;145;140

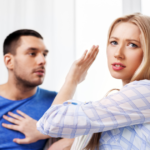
38;87;57;99
0;84;6;96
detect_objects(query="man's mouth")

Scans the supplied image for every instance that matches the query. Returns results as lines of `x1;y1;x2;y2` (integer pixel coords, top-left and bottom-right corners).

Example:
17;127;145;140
34;70;45;76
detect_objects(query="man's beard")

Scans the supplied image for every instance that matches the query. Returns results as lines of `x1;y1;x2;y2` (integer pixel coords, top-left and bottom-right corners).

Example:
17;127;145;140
13;61;45;88
14;72;44;88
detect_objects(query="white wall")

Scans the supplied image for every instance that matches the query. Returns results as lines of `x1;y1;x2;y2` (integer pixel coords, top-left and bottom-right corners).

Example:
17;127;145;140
0;0;135;102
141;0;150;15
122;0;141;15
75;0;122;101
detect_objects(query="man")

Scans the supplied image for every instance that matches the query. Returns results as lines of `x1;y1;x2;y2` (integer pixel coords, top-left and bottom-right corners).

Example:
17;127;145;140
0;29;74;150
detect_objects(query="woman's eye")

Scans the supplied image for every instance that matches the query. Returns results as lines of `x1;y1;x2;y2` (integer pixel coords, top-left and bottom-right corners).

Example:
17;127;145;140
110;41;118;45
129;43;138;48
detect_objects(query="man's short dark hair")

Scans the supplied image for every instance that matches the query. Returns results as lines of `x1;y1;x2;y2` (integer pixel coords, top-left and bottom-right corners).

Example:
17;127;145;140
3;29;43;55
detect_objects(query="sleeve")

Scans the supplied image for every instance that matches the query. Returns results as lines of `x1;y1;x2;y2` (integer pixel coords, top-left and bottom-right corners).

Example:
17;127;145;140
37;82;150;138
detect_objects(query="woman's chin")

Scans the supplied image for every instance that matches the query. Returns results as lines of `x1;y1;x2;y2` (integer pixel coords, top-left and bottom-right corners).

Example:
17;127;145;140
111;73;131;84
110;72;129;80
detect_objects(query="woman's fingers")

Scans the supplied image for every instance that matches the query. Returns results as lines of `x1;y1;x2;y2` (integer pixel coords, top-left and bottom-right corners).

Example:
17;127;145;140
77;45;99;66
85;45;99;62
76;50;88;65
83;45;99;69
3;115;20;125
88;46;99;64
84;45;95;59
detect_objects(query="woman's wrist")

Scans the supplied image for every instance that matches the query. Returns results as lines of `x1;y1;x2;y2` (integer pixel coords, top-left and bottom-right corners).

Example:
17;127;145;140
37;132;50;140
52;80;77;105
65;77;79;86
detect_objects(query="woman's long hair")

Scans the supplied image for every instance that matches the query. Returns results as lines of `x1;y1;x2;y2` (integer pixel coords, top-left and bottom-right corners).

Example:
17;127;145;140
84;13;150;150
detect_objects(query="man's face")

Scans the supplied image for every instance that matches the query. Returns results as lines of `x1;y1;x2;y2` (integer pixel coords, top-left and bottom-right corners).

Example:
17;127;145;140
13;36;48;87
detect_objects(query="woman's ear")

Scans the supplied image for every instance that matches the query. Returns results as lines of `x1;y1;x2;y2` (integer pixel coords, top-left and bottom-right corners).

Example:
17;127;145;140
4;54;14;70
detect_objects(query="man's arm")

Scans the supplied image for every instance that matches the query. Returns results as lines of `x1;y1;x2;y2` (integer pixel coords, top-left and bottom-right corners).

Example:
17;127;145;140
2;110;50;144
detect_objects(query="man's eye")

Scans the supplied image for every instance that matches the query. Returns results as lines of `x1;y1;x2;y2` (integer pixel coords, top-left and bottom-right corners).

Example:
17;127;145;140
110;41;118;45
43;53;47;57
29;53;36;56
129;43;138;48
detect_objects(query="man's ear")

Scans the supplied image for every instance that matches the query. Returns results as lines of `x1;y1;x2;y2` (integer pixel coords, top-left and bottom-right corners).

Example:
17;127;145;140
4;54;14;70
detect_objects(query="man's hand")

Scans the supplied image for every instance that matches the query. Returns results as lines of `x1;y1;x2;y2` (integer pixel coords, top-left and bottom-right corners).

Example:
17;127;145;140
48;138;74;150
2;110;50;144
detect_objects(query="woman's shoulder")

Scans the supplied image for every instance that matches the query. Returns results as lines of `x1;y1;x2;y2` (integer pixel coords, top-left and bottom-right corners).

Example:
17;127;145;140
119;79;150;96
123;79;150;88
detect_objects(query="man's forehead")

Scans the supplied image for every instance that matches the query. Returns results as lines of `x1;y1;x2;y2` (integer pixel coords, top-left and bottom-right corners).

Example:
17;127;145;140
20;36;43;43
19;36;46;49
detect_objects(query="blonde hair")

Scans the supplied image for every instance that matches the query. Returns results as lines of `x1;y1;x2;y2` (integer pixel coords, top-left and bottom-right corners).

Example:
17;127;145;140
85;13;150;150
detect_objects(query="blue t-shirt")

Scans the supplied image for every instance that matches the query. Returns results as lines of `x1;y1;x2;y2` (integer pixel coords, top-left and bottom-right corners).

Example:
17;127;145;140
0;87;57;150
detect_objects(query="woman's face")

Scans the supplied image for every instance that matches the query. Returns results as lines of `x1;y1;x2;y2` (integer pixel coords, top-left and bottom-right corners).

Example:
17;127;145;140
107;22;143;85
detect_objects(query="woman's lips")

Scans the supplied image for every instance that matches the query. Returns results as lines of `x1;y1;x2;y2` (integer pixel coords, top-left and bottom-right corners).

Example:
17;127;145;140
112;63;126;71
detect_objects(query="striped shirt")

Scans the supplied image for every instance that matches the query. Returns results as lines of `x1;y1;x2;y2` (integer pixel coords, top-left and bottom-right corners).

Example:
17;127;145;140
37;80;150;150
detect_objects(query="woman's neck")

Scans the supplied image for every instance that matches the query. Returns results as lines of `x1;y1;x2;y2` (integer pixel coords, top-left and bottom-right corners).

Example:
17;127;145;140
122;79;130;86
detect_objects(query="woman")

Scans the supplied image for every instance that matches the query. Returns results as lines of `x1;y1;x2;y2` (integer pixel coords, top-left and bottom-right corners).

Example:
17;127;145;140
37;13;150;150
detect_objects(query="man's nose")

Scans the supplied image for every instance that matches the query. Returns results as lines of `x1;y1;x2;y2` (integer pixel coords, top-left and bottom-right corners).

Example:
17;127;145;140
114;45;125;59
36;54;46;65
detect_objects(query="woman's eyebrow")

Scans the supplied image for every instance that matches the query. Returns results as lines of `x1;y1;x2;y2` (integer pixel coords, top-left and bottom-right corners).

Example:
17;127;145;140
110;37;140;44
126;39;140;44
109;36;118;40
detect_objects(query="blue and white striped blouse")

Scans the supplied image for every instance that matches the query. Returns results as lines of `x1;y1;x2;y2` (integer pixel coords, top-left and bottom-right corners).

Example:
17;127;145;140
37;80;150;150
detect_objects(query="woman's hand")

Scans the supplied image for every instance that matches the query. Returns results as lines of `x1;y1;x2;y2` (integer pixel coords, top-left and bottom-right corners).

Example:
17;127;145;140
2;110;50;144
66;45;99;84
52;45;99;105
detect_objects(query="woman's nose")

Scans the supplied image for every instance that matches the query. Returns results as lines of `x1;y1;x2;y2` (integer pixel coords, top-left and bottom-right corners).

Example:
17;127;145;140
114;46;125;59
